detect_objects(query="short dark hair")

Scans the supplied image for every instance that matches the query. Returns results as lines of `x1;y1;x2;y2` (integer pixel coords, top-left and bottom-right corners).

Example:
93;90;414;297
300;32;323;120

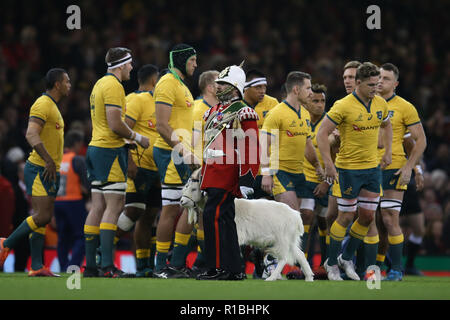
64;130;84;148
105;47;132;65
246;69;265;81
45;68;67;90
137;64;159;85
381;63;399;80
311;83;327;94
198;70;219;93
343;60;362;71
355;62;380;81
285;71;311;93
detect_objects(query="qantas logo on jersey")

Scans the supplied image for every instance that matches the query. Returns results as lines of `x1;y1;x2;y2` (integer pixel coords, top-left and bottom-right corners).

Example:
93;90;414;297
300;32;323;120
148;120;155;128
186;100;192;107
353;124;380;131
286;130;308;137
56;122;61;129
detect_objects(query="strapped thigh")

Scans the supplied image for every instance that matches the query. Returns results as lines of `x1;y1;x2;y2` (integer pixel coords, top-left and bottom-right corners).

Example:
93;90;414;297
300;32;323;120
357;196;380;211
337;198;358;212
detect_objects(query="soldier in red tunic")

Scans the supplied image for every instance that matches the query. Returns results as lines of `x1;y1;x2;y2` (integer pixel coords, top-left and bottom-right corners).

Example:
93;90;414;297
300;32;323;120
197;64;260;280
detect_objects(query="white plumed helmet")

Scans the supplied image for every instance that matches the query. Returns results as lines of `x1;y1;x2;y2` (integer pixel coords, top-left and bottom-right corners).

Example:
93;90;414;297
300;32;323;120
216;63;246;99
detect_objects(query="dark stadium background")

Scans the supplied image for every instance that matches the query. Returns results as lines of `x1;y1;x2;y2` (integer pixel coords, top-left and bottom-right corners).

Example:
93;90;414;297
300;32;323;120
0;0;449;271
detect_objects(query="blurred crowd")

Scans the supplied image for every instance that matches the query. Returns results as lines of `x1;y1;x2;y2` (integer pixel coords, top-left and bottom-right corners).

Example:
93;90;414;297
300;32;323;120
0;0;449;260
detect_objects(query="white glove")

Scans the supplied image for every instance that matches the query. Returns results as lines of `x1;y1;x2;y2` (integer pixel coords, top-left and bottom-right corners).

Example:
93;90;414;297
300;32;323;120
240;186;254;199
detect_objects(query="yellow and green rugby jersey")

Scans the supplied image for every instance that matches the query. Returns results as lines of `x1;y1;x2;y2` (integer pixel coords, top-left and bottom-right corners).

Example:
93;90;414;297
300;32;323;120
125;91;159;171
327;92;389;170
245;94;279;129
89;73;126;148
153;72;194;150
304;113;326;183
378;94;421;170
261;101;311;174
28;94;64;170
192;98;213;134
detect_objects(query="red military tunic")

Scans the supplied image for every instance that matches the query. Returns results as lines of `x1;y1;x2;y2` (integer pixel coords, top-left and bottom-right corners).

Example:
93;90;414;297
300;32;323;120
200;100;260;197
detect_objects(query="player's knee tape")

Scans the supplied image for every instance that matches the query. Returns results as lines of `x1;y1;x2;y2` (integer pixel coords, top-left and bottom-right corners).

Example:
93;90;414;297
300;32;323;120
337;198;358;212
161;184;183;206
318;207;327;218
125;202;146;210
91;181;127;194
117;212;135;232
300;198;315;211
357;196;380;211
380;198;402;212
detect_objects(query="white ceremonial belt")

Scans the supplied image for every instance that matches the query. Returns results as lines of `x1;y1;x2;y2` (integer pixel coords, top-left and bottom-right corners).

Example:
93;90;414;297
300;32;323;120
204;149;226;159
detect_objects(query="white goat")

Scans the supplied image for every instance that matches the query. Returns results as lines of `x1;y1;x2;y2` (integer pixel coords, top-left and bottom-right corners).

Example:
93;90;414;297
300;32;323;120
180;169;314;282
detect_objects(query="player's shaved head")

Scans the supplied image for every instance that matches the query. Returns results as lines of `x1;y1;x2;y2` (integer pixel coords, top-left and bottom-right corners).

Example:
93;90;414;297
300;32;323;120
137;64;159;85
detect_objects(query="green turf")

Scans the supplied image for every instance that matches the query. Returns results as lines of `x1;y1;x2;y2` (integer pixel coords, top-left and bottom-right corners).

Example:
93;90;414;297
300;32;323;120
1;273;449;300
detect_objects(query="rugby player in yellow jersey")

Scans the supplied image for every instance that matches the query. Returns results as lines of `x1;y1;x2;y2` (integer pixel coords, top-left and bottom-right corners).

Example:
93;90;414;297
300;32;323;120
153;44;197;278
376;63;426;281
325;61;361;237
317;62;393;281
299;84;333;270
108;64;160;277
190;70;219;275
83;47;150;278
261;71;322;210
260;71;322;280
0;68;71;276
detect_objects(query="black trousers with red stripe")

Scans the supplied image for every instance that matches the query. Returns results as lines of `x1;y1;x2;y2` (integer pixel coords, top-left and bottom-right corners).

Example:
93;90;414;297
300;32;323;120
203;187;243;274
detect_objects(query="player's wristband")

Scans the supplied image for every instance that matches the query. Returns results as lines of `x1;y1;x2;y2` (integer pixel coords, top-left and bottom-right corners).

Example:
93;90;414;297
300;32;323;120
261;167;272;176
414;165;423;175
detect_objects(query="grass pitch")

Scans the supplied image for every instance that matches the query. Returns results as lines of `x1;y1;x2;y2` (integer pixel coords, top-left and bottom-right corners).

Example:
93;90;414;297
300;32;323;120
0;273;449;300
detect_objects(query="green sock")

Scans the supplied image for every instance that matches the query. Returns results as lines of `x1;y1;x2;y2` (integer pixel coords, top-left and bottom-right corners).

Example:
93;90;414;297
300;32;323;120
342;221;368;261
355;244;366;274
84;233;99;270
388;234;404;271
136;249;150;271
99;224;117;268
4;218;34;249
29;231;46;270
155;252;168;271
364;242;379;268
301;225;310;253
342;236;364;261
328;237;342;265
170;232;191;268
